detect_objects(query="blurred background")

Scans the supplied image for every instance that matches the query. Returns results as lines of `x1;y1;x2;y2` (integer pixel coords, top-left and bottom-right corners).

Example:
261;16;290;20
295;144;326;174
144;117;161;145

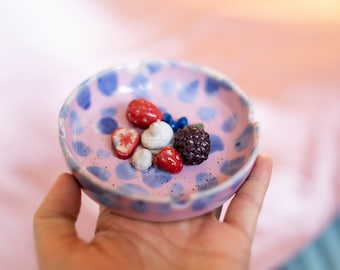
0;0;339;269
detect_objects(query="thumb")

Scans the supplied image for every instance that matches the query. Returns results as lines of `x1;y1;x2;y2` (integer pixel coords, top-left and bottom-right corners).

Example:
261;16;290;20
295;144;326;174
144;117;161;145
34;173;84;267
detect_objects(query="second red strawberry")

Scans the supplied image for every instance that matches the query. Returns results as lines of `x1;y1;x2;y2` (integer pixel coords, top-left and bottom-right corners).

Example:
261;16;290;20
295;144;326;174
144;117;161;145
155;146;183;174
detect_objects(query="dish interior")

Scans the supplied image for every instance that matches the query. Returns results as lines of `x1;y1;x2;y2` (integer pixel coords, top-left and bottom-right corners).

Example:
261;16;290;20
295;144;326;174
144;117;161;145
59;61;257;201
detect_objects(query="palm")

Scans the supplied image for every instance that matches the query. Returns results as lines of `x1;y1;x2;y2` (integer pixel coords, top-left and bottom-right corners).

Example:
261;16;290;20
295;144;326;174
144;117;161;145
86;209;250;270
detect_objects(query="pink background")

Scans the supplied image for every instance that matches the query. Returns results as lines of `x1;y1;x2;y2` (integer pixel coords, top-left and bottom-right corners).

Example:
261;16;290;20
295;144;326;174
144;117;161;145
1;1;339;269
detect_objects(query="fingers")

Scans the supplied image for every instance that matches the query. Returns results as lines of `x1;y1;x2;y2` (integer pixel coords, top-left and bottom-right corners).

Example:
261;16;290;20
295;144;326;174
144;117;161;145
224;154;272;241
34;173;83;267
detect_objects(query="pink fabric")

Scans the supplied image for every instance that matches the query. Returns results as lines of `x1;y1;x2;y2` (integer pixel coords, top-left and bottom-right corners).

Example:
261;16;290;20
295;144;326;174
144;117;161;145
1;1;339;269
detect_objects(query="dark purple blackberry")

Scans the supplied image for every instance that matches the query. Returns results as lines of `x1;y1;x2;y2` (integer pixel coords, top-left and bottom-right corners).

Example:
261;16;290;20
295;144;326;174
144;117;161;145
173;125;210;165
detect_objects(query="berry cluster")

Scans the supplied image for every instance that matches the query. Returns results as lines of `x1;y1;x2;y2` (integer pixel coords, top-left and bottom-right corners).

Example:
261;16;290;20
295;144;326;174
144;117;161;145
173;126;210;165
162;113;188;132
111;98;210;174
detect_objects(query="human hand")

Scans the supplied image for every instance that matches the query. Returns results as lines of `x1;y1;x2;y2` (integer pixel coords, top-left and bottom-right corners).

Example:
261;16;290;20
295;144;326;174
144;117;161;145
34;154;272;270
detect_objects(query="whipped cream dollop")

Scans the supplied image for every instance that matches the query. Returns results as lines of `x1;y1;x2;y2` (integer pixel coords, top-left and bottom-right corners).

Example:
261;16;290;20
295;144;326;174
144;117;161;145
131;148;153;171
141;121;173;151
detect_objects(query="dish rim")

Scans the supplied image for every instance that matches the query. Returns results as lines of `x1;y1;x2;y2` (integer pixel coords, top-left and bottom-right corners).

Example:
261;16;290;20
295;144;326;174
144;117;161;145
58;58;259;204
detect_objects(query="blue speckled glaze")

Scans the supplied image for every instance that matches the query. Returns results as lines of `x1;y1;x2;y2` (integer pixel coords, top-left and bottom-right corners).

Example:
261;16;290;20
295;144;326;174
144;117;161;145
197;107;217;121
96;148;110;159
196;173;218;191
178;80;199;103
72;141;91;157
222;114;238;133
97;117;118;134
142;168;173;188
115;163;136;180
209;134;224;153
157;203;172;214
234;124;254;152
59;104;69;119
191;194;216;211
220;156;246;176
70;110;83;135
146;61;162;74
100;107;117;117
169;182;186;202
58;59;259;222
130;73;149;97
160;80;174;96
131;200;150;213
118;183;149;195
205;76;221;95
76;84;91;110
97;70;118;96
89;191;124;210
87;166;110;181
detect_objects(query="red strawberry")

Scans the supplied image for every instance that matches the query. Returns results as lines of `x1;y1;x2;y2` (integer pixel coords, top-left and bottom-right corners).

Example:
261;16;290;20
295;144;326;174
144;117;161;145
112;127;140;159
126;98;163;128
155;146;183;174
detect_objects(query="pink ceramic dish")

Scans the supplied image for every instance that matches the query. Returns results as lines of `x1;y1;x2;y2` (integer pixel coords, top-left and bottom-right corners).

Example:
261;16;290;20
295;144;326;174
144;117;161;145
58;59;259;222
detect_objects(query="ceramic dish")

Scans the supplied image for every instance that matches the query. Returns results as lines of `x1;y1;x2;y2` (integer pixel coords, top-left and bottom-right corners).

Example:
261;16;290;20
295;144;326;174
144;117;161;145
58;59;259;222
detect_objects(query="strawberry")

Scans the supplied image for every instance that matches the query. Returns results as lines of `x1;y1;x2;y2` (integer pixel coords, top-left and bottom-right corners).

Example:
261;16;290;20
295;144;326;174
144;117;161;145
112;127;140;159
155;146;183;173
126;98;163;128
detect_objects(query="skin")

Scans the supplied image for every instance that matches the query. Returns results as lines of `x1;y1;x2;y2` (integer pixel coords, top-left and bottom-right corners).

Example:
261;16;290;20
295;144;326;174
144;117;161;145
34;154;272;270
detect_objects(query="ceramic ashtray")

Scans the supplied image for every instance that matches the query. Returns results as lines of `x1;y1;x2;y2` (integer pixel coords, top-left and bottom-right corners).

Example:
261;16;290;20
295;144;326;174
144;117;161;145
58;59;259;222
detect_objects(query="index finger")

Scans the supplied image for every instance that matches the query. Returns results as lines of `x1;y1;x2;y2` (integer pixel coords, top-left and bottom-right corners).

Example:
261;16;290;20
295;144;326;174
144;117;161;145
34;173;83;267
223;154;273;241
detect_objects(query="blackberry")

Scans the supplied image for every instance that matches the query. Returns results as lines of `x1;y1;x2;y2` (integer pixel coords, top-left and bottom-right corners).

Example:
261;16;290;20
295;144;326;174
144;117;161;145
173;125;210;165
